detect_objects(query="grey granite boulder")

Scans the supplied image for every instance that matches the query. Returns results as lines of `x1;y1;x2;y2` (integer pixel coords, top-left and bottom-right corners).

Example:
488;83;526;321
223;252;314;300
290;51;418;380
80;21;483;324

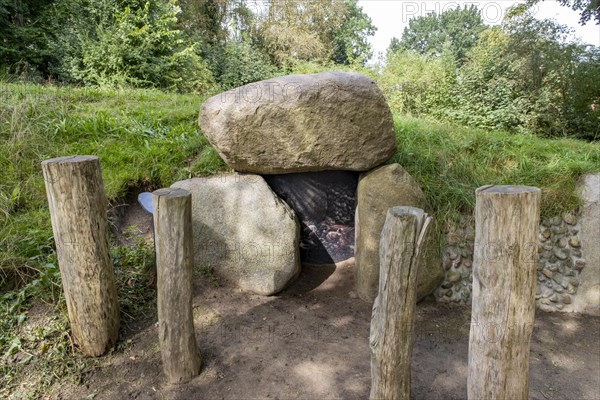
574;173;600;315
172;173;301;295
355;164;443;302
199;72;396;174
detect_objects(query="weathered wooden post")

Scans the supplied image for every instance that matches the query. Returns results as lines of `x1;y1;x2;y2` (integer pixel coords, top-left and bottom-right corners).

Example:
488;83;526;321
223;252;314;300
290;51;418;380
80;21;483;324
41;155;119;356
370;206;432;400
152;188;201;383
468;185;541;400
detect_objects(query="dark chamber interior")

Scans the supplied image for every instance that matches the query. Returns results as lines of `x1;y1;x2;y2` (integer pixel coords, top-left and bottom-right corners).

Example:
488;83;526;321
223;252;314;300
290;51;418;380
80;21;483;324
263;171;358;265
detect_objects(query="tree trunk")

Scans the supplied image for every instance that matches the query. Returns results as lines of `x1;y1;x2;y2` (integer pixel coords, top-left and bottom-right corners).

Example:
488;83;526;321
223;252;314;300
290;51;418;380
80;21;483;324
468;185;541;400
370;206;432;400
153;188;201;383
41;155;119;357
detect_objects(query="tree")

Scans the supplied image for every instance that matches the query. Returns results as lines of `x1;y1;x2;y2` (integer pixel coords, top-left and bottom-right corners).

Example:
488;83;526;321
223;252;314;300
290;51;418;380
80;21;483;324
329;0;376;65
255;0;375;67
527;0;600;25
0;0;60;78
453;11;599;138
397;5;486;64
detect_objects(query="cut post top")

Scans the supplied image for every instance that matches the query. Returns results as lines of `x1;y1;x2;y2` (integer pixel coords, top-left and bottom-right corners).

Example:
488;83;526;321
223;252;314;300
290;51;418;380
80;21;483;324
476;185;541;195
152;188;191;198
387;206;426;220
41;155;99;166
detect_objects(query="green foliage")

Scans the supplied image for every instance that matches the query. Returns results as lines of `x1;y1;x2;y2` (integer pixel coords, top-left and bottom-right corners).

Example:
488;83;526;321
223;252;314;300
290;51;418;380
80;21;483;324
112;226;156;321
0;0;58;79
378;48;457;116
215;39;278;90
384;8;600;140
51;0;216;93
254;0;375;68
558;0;600;24
329;0;377;65
527;0;600;25
396;5;486;64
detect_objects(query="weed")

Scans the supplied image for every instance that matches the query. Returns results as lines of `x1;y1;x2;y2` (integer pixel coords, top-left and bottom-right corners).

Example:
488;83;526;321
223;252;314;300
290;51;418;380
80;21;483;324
112;225;156;324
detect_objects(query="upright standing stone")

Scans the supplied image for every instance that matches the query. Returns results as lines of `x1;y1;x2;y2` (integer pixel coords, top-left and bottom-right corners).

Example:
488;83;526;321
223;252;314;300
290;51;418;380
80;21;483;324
172;173;301;295
199;72;396;174
355;164;443;302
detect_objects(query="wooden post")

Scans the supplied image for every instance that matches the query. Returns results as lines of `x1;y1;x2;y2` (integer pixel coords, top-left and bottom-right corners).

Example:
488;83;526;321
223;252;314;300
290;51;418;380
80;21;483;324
152;188;201;383
370;206;432;400
41;155;119;356
468;185;541;400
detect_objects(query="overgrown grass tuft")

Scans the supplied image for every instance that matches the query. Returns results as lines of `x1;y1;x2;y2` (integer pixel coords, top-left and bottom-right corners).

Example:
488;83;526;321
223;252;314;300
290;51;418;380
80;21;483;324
0;83;226;289
390;115;600;222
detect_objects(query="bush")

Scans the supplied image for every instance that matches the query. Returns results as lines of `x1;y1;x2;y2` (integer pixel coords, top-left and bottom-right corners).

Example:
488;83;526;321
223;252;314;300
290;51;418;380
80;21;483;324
214;39;278;90
51;0;215;93
378;49;456;117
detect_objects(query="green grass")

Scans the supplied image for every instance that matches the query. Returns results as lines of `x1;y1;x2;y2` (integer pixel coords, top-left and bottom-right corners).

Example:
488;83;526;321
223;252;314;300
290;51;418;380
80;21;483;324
0;83;226;289
0;83;228;396
390;115;600;222
0;82;599;397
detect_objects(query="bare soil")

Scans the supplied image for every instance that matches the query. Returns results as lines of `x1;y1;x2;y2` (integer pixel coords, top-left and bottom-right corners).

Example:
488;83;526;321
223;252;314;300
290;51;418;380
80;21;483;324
52;201;600;400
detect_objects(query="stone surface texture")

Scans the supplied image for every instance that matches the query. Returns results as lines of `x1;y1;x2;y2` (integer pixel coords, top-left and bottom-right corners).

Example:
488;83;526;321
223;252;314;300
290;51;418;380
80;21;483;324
199;72;396;174
172;173;301;295
355;164;443;303
573;173;599;315
434;209;594;314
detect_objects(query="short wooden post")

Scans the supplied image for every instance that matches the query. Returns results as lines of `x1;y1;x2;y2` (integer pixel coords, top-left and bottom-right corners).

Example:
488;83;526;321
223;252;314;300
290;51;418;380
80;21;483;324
468;185;541;400
41;155;119;356
370;206;432;400
152;188;201;383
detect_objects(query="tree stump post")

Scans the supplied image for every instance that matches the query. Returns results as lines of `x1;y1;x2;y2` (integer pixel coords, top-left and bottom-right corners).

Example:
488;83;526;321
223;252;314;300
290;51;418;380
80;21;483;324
370;206;432;400
152;188;201;383
468;185;541;400
41;155;119;356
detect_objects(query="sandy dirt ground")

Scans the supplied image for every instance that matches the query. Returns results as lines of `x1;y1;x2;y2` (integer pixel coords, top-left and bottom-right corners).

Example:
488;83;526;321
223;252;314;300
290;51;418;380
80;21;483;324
51;202;600;400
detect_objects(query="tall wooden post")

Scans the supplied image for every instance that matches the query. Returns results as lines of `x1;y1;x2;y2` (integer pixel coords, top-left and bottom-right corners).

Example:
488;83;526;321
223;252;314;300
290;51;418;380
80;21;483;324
41;155;119;356
370;206;432;400
152;188;201;383
468;185;541;400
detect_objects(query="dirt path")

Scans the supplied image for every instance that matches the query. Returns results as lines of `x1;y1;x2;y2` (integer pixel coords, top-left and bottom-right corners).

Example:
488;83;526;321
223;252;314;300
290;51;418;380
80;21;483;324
52;255;600;400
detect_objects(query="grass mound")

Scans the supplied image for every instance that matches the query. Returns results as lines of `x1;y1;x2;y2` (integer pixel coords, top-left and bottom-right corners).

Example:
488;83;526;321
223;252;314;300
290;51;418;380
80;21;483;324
0;83;598;396
391;115;600;222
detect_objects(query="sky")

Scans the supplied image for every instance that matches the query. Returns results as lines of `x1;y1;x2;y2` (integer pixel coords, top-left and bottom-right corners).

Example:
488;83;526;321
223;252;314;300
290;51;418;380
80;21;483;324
357;0;600;58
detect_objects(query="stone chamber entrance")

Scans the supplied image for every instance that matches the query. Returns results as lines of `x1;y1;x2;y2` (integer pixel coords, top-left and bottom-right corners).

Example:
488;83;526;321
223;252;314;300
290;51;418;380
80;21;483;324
264;171;358;265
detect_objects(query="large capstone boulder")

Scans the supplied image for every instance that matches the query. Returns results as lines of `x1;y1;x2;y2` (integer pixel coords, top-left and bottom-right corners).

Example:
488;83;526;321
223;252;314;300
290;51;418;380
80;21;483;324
199;72;396;174
355;164;443;302
172;173;301;295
